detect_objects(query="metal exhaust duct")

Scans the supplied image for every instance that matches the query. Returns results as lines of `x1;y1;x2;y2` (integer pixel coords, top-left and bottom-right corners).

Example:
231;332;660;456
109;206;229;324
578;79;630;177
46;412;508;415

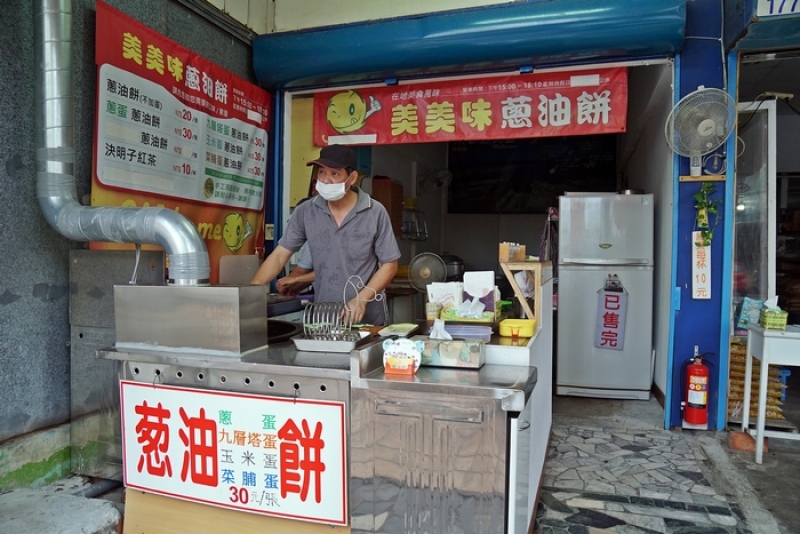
35;0;210;286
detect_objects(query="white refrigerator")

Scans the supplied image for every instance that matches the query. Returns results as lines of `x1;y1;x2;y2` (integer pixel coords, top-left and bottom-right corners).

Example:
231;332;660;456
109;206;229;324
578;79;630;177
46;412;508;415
556;193;654;400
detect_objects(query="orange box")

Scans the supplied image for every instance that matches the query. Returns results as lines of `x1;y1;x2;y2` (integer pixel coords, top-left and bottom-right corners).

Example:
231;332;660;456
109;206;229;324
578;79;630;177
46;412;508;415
384;357;417;375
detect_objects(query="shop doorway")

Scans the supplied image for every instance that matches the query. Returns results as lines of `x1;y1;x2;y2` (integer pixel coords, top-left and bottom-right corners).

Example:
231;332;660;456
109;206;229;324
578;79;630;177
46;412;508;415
732;51;800;432
279;60;675;412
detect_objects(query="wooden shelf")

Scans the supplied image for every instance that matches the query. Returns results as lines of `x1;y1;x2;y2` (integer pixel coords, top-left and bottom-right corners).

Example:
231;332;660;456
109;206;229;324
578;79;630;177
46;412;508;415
499;261;552;321
679;175;726;182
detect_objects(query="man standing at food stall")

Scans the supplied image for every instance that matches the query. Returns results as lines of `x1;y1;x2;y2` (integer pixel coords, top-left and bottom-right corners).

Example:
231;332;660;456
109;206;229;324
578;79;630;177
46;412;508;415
251;145;400;325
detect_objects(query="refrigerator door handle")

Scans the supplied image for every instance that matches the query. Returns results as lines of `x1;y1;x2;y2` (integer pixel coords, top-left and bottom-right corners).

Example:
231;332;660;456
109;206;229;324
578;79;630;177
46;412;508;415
561;258;652;265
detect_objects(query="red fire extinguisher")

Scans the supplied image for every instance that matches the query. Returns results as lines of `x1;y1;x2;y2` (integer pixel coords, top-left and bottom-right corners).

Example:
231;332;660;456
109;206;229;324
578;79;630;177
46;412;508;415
684;355;710;426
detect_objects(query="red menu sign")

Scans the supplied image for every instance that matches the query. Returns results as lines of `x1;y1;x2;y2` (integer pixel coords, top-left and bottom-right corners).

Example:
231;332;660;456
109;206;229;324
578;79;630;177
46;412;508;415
91;2;272;282
313;68;627;145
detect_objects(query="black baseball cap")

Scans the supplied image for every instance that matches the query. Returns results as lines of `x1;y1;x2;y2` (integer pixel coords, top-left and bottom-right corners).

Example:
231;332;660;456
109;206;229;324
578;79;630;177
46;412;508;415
306;145;357;170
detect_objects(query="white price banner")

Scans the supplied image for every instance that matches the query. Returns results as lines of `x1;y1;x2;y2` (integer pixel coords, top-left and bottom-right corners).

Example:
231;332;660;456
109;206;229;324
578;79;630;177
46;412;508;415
97;64;268;210
595;288;628;351
692;232;711;300
121;381;347;525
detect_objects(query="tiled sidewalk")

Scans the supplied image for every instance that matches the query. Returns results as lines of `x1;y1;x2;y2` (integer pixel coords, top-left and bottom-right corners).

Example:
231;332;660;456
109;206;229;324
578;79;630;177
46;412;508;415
535;426;752;533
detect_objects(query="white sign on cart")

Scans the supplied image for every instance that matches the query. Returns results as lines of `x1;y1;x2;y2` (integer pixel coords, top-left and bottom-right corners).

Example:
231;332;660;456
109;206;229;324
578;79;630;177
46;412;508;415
120;381;348;525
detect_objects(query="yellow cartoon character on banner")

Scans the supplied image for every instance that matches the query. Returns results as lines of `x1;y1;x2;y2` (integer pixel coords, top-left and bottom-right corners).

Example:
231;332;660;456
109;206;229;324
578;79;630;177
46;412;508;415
326;90;381;134
222;212;253;253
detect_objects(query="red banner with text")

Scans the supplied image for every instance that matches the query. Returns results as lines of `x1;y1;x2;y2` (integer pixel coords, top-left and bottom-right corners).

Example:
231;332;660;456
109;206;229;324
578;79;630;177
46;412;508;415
313;68;627;146
90;1;272;283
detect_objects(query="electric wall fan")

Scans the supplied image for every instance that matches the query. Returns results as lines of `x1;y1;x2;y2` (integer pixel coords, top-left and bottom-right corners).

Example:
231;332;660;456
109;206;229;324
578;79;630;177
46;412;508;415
404;253;447;324
419;169;454;193
665;86;737;176
408;252;448;294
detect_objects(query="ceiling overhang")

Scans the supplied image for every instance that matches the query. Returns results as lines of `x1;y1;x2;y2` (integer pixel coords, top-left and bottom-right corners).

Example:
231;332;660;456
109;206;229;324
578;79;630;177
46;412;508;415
253;0;687;90
734;15;800;52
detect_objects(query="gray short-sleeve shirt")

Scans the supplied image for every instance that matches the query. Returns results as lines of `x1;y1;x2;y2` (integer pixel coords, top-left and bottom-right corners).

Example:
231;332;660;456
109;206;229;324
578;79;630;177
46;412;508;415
295;243;312;270
279;187;401;325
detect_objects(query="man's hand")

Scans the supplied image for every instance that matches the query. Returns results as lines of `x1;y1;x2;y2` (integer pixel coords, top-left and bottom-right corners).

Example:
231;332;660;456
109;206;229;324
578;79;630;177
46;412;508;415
276;276;311;296
344;298;368;324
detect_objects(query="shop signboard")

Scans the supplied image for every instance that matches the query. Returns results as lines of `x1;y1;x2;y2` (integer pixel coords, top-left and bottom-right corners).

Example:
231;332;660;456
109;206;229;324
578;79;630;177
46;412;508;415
120;381;348;525
757;0;800;16
91;2;272;282
313;67;627;146
594;281;628;351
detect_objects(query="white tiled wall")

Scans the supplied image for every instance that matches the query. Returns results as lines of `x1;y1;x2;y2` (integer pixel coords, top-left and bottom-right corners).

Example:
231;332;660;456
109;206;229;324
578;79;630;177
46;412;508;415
204;0;512;35
207;0;268;35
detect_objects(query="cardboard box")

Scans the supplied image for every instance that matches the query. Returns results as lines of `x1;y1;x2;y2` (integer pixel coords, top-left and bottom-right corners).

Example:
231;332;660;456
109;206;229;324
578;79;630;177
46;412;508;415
372;178;404;236
412;335;485;368
499;242;526;262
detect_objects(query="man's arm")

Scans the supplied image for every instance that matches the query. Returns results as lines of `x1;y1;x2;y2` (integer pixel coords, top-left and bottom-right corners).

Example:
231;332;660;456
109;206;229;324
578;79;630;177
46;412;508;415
345;260;399;323
250;245;294;285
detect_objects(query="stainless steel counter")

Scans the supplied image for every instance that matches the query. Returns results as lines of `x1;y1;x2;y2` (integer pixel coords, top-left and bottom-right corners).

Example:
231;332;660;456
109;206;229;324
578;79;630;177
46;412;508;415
100;339;535;401
348;342;538;534
351;340;536;411
99;340;352;382
356;363;535;411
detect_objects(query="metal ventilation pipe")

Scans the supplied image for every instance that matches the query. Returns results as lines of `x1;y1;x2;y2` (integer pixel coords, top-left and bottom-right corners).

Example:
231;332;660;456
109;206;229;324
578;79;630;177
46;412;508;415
35;0;210;286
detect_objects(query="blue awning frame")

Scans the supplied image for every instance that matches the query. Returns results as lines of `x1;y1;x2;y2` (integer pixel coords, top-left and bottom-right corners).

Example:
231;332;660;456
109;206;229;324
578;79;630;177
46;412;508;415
735;15;800;52
253;0;687;90
724;0;800;52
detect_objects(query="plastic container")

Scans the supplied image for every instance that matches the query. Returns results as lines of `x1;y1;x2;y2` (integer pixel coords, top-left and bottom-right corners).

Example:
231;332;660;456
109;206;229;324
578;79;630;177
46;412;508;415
778;367;792;402
443;324;492;342
499;318;536;337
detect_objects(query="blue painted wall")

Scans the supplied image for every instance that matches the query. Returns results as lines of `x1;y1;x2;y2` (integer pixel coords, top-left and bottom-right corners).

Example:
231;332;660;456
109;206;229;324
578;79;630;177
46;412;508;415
671;0;729;428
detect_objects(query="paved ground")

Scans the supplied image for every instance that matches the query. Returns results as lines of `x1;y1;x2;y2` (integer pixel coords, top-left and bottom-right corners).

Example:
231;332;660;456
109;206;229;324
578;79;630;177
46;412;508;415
719;368;800;533
0;477;122;534
546;386;800;534
539;426;755;532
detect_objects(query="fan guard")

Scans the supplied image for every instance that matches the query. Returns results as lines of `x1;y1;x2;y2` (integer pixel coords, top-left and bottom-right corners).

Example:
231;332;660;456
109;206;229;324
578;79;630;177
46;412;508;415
420;169;454;192
407;252;447;293
665;87;736;176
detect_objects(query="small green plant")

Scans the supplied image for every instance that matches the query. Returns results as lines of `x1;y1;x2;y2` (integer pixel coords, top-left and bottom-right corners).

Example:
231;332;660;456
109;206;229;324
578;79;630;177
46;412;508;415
694;182;720;247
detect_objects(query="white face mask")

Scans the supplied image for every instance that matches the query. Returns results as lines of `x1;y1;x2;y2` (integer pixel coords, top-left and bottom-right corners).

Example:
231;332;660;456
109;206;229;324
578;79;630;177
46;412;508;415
316;180;348;201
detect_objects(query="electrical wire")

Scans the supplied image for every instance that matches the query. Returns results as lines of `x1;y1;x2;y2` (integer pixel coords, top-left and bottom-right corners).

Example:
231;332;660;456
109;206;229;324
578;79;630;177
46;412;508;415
736;136;746;158
738;94;769;132
702;152;727;174
683;35;728;92
129;243;141;285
